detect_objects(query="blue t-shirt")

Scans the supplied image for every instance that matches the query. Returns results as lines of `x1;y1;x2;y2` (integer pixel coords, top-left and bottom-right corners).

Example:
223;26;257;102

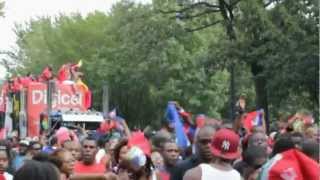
12;155;26;171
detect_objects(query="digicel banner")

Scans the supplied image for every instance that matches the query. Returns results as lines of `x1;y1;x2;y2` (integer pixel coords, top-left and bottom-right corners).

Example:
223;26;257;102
27;82;87;137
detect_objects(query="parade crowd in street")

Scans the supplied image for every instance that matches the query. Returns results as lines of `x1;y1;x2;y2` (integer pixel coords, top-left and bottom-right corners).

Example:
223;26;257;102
0;100;318;180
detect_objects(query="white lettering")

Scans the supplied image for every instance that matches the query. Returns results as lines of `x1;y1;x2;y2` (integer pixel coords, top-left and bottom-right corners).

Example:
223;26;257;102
31;89;82;107
32;90;46;104
61;94;69;105
71;94;81;105
221;140;230;151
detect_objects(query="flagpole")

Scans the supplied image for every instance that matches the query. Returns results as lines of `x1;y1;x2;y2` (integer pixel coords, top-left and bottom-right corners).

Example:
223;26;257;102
102;82;109;116
47;80;55;130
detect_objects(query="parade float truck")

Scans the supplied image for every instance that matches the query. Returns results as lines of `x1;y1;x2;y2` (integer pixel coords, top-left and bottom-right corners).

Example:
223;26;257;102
0;62;105;138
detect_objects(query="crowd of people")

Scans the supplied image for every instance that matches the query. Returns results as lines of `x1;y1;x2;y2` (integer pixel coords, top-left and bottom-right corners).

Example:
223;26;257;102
0;101;318;180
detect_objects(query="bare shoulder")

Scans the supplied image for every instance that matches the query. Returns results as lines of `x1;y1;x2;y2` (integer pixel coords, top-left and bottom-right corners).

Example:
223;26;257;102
183;166;202;180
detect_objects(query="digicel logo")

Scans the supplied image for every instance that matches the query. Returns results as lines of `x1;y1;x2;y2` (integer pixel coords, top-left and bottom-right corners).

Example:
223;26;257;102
32;90;82;107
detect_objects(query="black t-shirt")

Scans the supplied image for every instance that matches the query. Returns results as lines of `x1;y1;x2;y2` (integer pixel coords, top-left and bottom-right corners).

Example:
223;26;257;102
233;160;249;176
170;155;200;180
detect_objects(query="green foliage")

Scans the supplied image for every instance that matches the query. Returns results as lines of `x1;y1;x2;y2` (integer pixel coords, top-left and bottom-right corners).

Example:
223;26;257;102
0;1;4;17
9;0;318;127
11;1;230;127
234;0;319;120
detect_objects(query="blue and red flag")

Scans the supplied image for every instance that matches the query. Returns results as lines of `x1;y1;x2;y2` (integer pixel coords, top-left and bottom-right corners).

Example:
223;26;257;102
165;102;190;149
242;109;264;133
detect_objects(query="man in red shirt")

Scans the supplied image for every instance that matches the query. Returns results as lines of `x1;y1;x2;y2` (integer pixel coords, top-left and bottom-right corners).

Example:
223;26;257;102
73;137;106;174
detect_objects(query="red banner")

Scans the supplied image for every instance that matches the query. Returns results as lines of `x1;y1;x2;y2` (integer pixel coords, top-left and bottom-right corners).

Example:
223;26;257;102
0;84;8;113
0;92;6;112
27;82;87;137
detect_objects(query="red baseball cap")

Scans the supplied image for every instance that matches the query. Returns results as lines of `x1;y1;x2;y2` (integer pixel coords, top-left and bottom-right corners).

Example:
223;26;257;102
211;128;240;160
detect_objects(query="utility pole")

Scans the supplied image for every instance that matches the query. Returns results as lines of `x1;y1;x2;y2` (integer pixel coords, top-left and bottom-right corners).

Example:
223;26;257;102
47;80;55;129
102;82;109;116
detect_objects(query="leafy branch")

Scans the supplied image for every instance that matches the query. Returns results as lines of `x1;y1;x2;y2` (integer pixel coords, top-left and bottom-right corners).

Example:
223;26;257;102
159;0;242;34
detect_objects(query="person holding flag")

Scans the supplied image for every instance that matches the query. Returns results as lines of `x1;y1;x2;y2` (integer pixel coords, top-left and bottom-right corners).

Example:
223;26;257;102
165;102;191;151
259;134;320;180
234;102;266;137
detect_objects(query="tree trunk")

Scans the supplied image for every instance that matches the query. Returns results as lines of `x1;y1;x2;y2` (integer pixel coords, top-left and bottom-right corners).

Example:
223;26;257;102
251;62;269;132
229;65;236;121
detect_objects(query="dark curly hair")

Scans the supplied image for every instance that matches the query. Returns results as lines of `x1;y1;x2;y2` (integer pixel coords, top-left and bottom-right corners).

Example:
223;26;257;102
113;138;128;164
13;160;59;180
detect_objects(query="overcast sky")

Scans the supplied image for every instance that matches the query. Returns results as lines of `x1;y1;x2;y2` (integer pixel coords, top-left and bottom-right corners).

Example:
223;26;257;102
0;0;149;79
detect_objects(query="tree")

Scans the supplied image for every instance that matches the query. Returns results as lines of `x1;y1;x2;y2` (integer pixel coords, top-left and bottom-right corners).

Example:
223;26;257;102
7;0;318;127
0;1;4;17
235;0;319;121
157;0;319;126
157;0;249;121
9;1;231;127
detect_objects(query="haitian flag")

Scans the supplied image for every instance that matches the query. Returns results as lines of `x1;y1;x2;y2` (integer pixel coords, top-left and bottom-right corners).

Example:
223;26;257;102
243;109;264;133
165;102;190;149
259;149;320;180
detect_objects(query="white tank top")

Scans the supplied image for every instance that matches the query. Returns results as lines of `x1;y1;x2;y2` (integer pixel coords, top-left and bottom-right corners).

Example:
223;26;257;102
200;163;241;180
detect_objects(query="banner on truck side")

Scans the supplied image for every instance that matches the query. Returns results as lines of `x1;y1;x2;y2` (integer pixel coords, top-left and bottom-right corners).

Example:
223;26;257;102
27;82;87;137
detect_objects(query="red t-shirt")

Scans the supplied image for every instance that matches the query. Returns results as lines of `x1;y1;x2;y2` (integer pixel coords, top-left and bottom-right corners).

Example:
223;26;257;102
74;161;106;174
158;171;170;180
